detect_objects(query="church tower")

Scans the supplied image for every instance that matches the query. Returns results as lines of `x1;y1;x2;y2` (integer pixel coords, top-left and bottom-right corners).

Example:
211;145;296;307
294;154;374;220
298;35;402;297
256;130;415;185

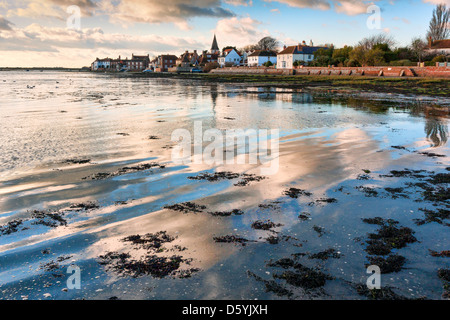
210;34;220;54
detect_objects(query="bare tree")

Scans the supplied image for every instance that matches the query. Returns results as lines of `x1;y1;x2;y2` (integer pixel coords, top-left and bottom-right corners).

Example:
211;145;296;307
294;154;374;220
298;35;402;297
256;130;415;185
410;37;428;62
254;37;280;51
239;44;257;52
357;34;396;50
427;4;450;42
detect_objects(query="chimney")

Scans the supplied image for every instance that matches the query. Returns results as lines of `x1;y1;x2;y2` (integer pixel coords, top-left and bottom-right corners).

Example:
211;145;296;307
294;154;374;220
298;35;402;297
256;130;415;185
428;36;433;48
283;45;286;49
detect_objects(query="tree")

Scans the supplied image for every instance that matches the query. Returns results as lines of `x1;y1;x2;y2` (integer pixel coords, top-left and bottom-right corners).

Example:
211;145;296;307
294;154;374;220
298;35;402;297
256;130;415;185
410;37;428;63
332;45;353;66
427;4;450;42
240;44;257;52
203;62;219;73
349;46;385;66
357;34;396;51
255;37;280;51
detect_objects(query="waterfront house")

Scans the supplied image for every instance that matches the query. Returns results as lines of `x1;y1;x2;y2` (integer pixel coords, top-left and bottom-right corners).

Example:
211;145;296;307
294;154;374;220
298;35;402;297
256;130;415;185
155;54;178;72
92;54;149;71
277;42;326;69
428;37;450;57
91;57;112;70
198;50;219;65
247;50;277;67
125;54;150;71
176;50;200;67
218;48;242;67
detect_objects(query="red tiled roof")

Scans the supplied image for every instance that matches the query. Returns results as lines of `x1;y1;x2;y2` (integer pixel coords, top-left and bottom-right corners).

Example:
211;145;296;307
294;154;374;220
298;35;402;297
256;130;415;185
431;39;450;49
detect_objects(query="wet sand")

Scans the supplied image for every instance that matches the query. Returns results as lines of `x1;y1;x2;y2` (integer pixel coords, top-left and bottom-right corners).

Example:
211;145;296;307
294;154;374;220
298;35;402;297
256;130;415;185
0;71;449;300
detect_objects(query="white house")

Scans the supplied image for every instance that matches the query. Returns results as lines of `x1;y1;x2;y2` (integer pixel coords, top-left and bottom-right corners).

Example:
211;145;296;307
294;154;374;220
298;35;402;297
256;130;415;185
247;50;277;67
218;48;242;67
427;38;450;57
91;58;112;70
277;43;326;69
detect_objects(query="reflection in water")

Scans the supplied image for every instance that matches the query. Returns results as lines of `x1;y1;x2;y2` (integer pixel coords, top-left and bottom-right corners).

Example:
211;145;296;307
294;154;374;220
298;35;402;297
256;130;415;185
425;118;448;147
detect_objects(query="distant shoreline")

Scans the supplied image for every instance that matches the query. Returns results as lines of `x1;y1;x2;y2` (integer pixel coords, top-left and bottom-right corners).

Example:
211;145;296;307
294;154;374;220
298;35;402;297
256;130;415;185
0;67;87;71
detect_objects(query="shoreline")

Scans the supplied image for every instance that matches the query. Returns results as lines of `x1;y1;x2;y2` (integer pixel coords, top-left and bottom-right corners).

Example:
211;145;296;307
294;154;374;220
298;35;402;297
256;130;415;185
106;72;450;98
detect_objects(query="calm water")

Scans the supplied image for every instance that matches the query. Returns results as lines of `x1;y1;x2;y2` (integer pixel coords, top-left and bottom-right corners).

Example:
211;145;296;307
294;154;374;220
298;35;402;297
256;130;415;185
0;71;448;300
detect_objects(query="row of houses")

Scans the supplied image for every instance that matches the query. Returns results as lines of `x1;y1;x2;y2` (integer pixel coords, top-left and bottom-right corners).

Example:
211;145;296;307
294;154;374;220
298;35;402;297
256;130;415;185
91;35;329;72
91;54;150;71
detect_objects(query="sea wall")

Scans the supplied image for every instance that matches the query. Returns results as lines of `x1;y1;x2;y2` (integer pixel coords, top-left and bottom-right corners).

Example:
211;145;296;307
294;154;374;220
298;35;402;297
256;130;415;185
211;66;450;78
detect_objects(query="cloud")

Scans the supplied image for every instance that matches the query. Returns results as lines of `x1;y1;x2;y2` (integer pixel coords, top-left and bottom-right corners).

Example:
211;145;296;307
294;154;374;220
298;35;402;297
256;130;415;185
214;16;271;48
423;0;450;4
0;16;13;30
264;0;330;10
224;0;253;5
100;0;234;27
7;0;97;19
0;23;206;55
264;0;381;15
6;0;235;28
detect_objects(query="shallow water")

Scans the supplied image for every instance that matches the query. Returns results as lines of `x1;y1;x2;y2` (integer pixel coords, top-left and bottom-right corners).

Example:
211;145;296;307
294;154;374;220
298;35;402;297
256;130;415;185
0;71;449;300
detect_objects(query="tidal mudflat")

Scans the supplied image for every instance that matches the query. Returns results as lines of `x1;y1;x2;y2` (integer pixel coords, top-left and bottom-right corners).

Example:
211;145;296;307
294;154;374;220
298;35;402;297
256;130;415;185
0;71;449;300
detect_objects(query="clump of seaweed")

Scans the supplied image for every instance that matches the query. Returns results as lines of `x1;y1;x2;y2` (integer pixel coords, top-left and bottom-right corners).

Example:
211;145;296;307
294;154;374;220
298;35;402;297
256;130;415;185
429;250;450;257
187;171;265;187
308;248;341;261
283;188;312;198
122;231;176;252
312;225;326;237
164;202;206;214
362;217;417;256
366;255;406;273
0;220;23;235
270;260;334;290
353;284;410;300
414;207;450;226
98;231;199;279
82;162;165;180
213;235;254;246
355;186;379;197
30;210;67;228
188;171;240;182
251;220;283;231
298;212;311;221
208;209;244;217
247;271;293;298
64;159;91;164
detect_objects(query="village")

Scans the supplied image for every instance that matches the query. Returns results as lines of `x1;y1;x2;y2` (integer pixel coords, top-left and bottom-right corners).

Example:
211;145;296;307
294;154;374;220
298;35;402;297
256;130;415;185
90;34;326;73
90;33;450;77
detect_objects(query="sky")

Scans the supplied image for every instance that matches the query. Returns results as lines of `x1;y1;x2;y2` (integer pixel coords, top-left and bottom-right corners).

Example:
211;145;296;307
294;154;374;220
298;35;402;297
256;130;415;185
0;0;448;67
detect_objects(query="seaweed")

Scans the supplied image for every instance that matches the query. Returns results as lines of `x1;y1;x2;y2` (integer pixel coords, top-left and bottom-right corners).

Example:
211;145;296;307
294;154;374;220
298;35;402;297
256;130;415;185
164;202;206;214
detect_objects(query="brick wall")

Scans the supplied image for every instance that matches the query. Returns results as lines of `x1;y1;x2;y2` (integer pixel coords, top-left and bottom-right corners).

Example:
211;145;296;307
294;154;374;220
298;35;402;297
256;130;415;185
210;66;450;78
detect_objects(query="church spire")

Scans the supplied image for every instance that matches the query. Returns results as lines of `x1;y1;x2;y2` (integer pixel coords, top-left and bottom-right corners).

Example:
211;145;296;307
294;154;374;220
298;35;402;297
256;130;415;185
211;34;219;54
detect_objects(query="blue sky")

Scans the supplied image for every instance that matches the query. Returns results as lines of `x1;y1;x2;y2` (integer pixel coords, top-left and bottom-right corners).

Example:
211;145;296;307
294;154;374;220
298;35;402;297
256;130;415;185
0;0;446;67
